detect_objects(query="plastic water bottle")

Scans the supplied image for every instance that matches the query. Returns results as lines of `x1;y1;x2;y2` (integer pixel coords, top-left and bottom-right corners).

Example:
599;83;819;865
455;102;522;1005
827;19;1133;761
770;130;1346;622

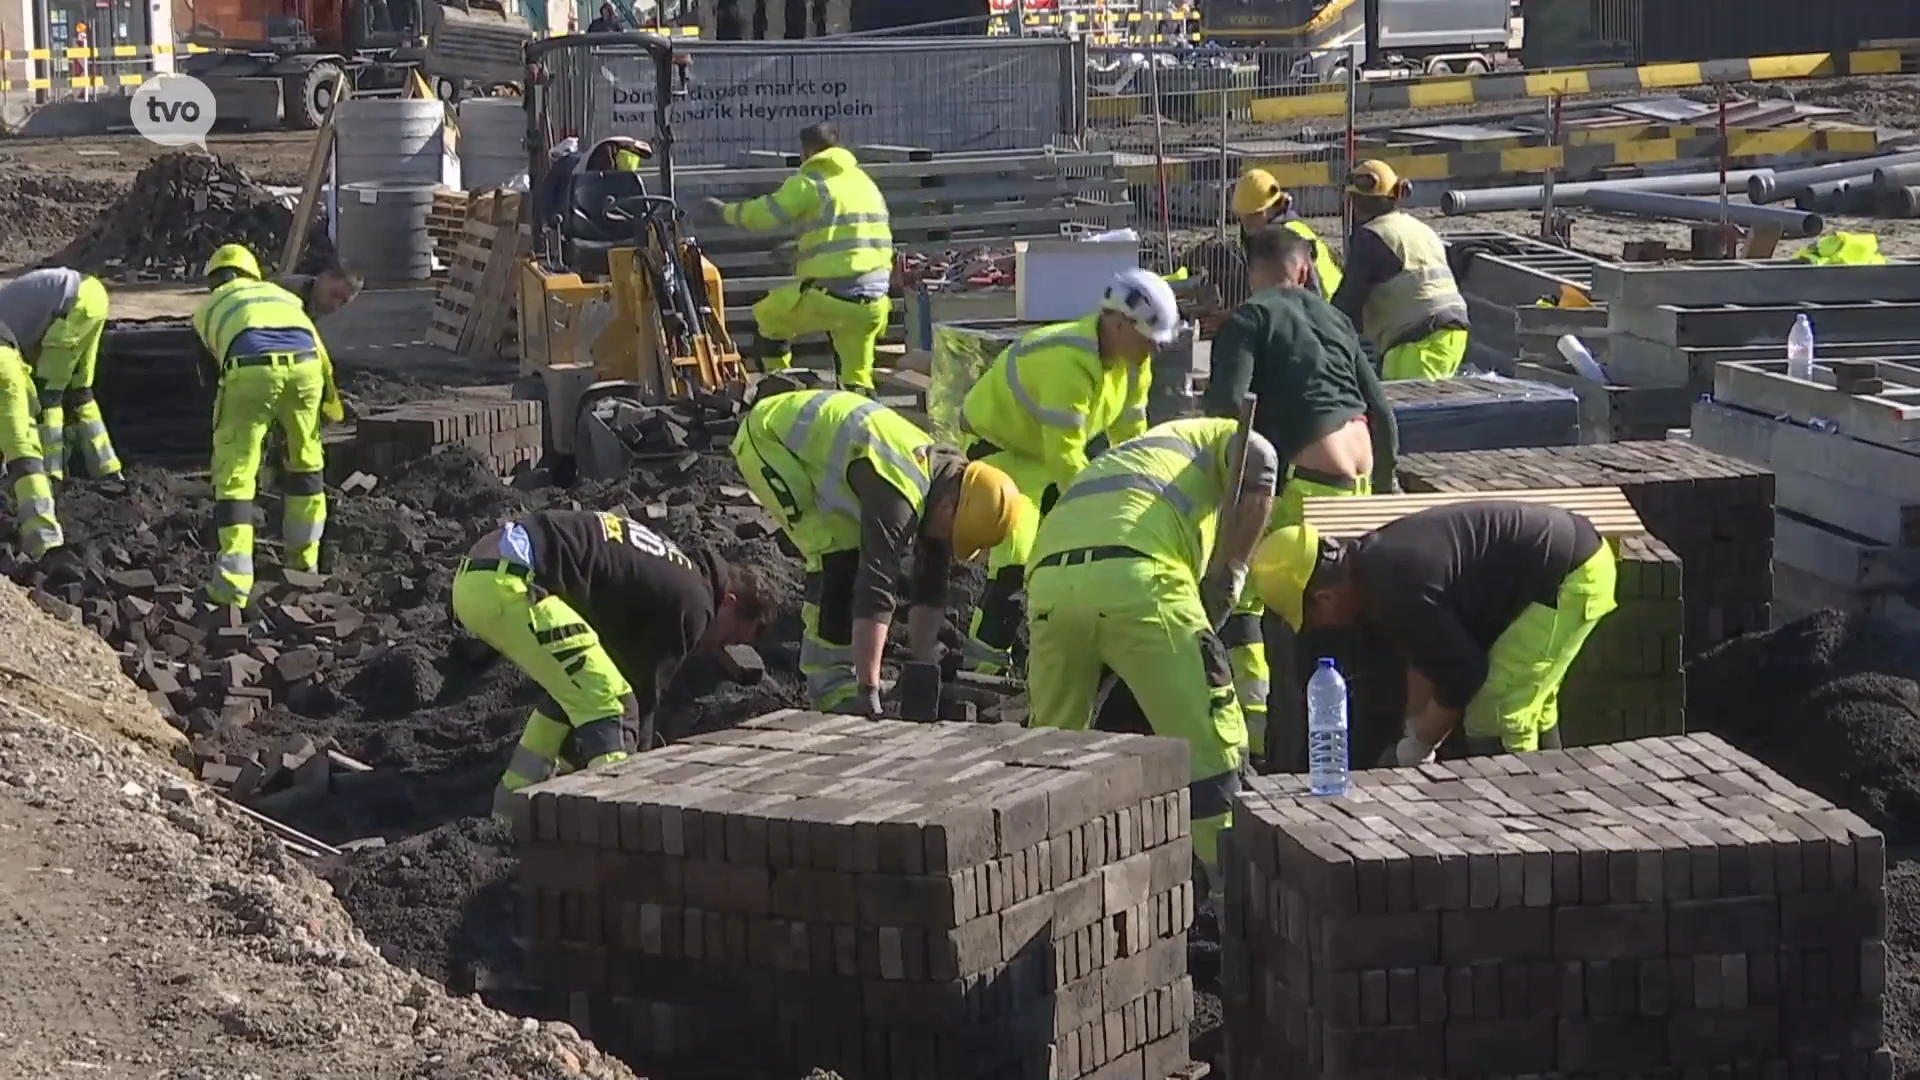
1306;658;1350;796
1556;334;1608;383
1788;314;1815;381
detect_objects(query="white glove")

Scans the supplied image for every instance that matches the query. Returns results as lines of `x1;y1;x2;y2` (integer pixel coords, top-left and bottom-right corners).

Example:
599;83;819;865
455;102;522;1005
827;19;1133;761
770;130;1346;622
1199;564;1248;631
1393;734;1436;767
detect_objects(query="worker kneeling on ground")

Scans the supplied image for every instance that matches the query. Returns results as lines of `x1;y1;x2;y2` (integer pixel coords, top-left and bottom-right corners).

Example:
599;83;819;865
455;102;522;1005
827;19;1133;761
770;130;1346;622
1025;416;1276;894
1231;168;1343;300
193;244;345;607
454;509;771;813
1252;500;1618;766
1204;227;1399;770
707;124;893;395
0;265;121;480
731;388;1021;715
0;317;67;563
1330;160;1471;381
955;267;1177;673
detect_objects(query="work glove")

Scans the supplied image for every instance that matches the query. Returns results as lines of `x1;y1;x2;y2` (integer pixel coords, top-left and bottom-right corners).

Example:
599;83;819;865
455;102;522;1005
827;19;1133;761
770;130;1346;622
699;196;728;222
849;683;885;719
1376;733;1436;768
1199;565;1247;632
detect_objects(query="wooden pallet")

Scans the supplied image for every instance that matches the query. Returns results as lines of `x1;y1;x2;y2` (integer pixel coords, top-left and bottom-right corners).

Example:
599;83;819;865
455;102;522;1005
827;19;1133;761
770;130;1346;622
1713;358;1920;453
1302;487;1645;540
425;190;523;359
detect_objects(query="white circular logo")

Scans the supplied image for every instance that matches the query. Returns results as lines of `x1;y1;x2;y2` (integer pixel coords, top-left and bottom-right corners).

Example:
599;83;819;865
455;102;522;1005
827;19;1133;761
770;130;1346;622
130;73;216;149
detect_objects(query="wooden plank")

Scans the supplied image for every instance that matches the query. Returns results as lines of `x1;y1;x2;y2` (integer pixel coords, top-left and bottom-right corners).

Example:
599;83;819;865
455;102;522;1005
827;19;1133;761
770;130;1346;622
1713;359;1920;451
1775;512;1920;592
1690;400;1920;503
1302;487;1643;539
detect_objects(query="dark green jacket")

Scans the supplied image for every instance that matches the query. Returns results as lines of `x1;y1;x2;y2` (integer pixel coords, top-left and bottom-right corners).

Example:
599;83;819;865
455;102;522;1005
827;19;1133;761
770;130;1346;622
1203;284;1398;493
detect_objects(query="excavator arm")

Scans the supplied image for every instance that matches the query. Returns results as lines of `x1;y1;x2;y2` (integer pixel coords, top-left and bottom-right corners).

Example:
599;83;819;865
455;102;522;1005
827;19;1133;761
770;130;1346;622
424;0;529;84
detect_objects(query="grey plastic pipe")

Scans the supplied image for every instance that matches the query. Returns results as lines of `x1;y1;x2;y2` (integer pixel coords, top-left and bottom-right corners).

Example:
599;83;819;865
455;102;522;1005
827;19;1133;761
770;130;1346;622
1884;186;1920;218
1440;168;1778;215
1875;162;1920;193
1584;189;1824;237
1747;150;1920;204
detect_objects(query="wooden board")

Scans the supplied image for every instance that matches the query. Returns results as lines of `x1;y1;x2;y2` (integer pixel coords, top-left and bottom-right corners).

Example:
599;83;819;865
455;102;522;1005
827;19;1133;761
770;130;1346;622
1713;358;1920;452
1302;487;1644;540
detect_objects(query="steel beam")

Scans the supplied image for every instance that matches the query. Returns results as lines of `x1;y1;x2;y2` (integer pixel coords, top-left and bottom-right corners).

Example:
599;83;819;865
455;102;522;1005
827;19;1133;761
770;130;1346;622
1592;260;1920;307
1612;301;1920;348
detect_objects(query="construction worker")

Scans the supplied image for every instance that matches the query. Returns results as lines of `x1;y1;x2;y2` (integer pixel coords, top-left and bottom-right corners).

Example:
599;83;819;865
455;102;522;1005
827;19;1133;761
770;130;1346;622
1230;167;1343;299
730;388;1021;714
1203;226;1399;771
1251;500;1618;766
1025;416;1276;894
705;124;894;395
955;267;1179;672
192;244;344;607
0;318;66;563
586;1;622;31
277;265;364;318
1330;160;1471;381
453;509;772;813
0;266;120;480
1792;232;1887;266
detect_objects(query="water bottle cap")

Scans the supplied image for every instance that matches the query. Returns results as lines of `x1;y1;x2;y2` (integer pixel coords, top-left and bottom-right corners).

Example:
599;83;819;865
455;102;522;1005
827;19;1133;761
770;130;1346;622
1318;657;1336;668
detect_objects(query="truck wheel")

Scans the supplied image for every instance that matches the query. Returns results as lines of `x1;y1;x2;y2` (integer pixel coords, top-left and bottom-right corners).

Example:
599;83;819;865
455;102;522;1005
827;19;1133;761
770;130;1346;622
286;62;343;130
1464;58;1490;75
434;75;462;103
1425;57;1456;76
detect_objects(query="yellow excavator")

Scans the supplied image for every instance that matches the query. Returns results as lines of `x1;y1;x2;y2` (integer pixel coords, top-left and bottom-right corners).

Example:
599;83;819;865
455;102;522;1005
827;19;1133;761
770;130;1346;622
516;31;746;473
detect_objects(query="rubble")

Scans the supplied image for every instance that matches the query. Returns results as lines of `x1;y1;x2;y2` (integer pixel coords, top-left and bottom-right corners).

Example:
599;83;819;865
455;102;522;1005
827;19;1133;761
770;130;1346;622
39;151;337;282
0;166;127;269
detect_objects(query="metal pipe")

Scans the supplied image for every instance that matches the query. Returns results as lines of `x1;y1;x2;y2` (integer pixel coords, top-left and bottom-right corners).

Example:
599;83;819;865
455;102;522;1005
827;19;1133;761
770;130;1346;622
1795;180;1856;214
1875;163;1920;193
1583;189;1824;238
1747;150;1920;204
1441;167;1778;215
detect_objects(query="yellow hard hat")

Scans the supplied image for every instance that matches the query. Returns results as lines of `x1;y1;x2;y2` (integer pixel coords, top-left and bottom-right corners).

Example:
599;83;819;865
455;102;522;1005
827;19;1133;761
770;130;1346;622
951;459;1022;562
1346;159;1410;200
204;244;262;281
1231;168;1288;218
1251;524;1322;631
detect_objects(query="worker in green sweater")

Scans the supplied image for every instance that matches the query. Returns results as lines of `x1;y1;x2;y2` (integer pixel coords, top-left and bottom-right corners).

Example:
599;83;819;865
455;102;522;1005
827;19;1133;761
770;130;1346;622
1203;226;1400;772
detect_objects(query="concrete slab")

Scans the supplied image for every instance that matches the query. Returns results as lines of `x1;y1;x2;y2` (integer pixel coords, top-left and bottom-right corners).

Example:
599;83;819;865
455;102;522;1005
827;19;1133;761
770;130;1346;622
1592;259;1920;308
1613;301;1920;349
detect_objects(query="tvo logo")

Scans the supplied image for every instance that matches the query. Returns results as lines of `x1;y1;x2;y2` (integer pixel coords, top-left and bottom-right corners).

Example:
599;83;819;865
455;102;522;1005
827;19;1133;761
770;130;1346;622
131;74;216;149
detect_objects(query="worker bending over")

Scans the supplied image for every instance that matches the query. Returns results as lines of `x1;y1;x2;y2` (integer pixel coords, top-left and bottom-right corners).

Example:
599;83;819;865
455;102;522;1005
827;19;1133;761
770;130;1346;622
731;388;1021;714
1252;500;1617;765
453;509;770;813
277;265;364;319
192;244;345;607
1230;168;1343;299
1026;416;1275;894
1204;227;1399;769
0;266;120;480
709;124;894;394
0;318;66;562
956;267;1178;672
1329;160;1471;381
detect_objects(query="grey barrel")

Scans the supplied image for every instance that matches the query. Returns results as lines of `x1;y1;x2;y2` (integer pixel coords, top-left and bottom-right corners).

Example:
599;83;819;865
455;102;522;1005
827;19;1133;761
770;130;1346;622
457;98;525;192
338;181;438;282
335;99;450;186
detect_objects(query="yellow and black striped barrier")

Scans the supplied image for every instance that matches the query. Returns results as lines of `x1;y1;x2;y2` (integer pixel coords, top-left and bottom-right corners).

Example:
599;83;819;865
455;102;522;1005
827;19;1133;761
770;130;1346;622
0;41;212;91
1119;127;1888;189
1246;48;1917;123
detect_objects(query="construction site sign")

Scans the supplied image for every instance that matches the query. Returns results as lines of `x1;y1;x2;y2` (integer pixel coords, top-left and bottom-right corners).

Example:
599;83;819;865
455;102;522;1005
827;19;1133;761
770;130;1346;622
573;38;1082;167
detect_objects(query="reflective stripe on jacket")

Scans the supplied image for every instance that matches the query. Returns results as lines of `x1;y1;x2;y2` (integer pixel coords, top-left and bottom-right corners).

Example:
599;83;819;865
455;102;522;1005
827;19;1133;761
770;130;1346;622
192;279;320;363
1031;416;1241;581
740;388;933;558
958;313;1150;492
1358;211;1468;352
723;147;894;289
1279;218;1345;300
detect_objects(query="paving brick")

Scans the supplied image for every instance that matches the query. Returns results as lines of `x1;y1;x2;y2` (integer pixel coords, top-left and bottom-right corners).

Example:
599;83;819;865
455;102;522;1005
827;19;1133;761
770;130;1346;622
1225;735;1885;1080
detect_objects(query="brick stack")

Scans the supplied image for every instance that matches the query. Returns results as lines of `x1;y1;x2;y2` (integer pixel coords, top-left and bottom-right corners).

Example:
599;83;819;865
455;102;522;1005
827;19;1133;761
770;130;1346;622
1222;734;1889;1080
1558;533;1684;746
344;388;541;478
509;710;1199;1080
1397;442;1775;658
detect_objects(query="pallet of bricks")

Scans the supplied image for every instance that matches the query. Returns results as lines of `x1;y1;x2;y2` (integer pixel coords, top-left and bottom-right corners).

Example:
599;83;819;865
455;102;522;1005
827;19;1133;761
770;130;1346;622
509;710;1203;1080
1395;443;1777;718
424;187;528;365
676;146;1133;356
1223;733;1890;1080
1299;487;1677;753
342;386;541;479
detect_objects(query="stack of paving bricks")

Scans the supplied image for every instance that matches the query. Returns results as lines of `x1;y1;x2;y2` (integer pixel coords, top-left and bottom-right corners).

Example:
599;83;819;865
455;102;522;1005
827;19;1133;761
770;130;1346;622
344;388;541;478
508;711;1200;1080
1221;733;1890;1080
1558;532;1685;745
1398;442;1775;660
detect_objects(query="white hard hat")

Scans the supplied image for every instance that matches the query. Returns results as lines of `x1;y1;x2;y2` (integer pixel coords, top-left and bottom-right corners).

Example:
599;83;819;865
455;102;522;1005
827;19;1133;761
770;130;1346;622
1101;267;1181;345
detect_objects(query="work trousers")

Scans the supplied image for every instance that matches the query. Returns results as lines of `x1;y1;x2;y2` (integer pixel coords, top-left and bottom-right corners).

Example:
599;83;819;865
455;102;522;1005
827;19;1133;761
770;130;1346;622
0;345;63;558
1231;465;1371;767
1026;550;1248;881
753;282;891;393
450;558;640;815
1461;542;1618;752
35;275;119;480
208;354;328;606
1381;327;1469;381
962;440;1049;675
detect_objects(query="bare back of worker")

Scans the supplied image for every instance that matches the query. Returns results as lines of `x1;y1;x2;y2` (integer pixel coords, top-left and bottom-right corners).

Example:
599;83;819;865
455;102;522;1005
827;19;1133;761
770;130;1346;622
1293;414;1372;484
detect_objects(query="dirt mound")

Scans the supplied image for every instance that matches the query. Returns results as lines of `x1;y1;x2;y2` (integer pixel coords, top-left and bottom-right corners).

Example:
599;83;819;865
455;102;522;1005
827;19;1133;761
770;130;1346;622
0;167;126;270
40;151;336;282
1686;608;1920;843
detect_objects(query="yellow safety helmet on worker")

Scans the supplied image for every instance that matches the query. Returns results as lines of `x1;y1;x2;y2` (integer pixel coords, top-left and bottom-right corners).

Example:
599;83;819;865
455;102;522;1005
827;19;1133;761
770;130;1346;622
1249;523;1324;632
205;244;263;285
1232;168;1344;299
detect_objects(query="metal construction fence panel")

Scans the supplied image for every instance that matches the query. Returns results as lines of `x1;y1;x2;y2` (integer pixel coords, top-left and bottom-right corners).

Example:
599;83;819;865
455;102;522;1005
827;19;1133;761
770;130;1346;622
1085;45;1353;298
535;35;1087;168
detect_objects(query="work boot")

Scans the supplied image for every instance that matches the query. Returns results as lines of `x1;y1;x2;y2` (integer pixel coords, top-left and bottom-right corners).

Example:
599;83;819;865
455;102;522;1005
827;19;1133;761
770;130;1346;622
37;546;84;588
